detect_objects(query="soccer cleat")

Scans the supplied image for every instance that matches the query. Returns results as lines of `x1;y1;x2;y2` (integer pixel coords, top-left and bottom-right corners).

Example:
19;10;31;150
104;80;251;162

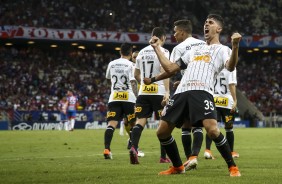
204;149;215;159
231;151;240;158
159;158;171;163
183;156;198;171
158;165;185;175
129;147;139;164
137;149;145;157
127;139;132;150
229;166;241;177
103;149;112;159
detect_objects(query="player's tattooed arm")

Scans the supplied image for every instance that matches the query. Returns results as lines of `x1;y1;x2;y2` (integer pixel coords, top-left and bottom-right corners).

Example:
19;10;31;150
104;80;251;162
131;80;138;97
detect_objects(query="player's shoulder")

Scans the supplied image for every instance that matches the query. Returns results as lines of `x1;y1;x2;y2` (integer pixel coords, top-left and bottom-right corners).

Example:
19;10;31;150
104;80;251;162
176;37;205;50
139;45;154;54
159;46;169;54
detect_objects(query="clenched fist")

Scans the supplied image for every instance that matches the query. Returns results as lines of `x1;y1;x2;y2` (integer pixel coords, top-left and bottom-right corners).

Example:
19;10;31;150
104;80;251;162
231;32;242;46
149;36;160;47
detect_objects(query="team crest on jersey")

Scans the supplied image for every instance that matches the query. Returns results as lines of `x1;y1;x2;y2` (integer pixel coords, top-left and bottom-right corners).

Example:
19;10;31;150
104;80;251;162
107;112;116;118
214;97;228;106
113;91;129;100
141;84;158;93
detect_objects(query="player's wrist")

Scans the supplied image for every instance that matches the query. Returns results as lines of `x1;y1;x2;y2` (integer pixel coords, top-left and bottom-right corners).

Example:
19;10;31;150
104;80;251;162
151;77;156;83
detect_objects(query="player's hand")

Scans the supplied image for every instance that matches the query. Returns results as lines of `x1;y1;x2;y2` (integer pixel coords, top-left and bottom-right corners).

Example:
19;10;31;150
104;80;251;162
231;32;242;46
173;81;180;89
143;77;152;85
149;36;160;47
161;93;170;106
230;101;237;113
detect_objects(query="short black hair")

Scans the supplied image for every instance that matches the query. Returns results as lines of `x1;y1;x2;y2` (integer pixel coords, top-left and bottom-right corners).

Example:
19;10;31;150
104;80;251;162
207;14;224;28
151;27;166;39
174;19;192;34
120;43;133;56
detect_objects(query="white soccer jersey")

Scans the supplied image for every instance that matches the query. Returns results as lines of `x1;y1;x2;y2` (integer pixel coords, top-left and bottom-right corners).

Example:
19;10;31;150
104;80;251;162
214;68;237;109
135;45;170;95
106;58;136;103
175;43;231;95
170;37;206;76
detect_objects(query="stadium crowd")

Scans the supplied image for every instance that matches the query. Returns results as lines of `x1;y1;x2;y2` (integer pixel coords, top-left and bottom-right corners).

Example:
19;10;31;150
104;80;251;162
237;53;282;116
0;47;111;116
0;0;281;119
0;46;281;117
0;0;281;35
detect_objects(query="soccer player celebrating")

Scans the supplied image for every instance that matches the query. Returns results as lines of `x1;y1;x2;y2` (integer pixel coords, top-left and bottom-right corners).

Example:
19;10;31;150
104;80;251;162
144;19;206;163
204;68;239;159
103;43;137;159
149;14;242;177
129;27;170;164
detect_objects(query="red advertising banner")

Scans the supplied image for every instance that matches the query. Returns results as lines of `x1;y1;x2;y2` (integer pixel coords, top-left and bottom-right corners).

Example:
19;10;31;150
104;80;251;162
1;26;281;47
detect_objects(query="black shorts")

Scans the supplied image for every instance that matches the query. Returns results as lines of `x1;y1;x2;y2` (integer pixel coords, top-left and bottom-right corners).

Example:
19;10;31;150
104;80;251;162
135;95;163;119
216;107;235;129
161;90;217;128
106;101;136;124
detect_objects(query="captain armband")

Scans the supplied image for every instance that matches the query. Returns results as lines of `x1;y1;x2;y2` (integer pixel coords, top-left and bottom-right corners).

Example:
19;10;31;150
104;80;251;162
175;58;187;70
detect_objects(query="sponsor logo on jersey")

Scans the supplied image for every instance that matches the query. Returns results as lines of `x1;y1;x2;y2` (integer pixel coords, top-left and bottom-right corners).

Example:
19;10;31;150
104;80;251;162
187;80;205;87
113;91;129;100
214;97;228;106
107;111;116;118
193;55;211;63
135;107;142;113
141;84;158;93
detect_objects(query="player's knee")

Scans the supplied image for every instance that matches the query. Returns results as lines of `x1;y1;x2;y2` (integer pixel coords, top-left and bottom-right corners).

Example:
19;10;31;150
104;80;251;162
206;127;220;139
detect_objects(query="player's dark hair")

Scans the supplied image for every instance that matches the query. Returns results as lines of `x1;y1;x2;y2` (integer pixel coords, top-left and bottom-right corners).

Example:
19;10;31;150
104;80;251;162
151;27;166;39
120;43;133;56
174;19;192;34
207;14;224;28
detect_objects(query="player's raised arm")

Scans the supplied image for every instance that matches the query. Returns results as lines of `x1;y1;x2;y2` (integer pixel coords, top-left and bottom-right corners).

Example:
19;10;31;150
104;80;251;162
149;36;181;74
226;32;242;71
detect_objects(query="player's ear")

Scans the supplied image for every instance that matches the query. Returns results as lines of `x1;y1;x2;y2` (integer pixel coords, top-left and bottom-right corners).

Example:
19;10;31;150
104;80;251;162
161;35;166;42
216;26;222;33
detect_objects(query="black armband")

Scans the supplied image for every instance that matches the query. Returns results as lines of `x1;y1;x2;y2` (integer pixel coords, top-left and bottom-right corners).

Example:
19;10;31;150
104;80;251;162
151;77;156;83
175;58;187;70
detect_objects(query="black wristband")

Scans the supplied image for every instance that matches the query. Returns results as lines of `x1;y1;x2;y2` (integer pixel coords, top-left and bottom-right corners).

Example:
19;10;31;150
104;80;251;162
151;77;156;83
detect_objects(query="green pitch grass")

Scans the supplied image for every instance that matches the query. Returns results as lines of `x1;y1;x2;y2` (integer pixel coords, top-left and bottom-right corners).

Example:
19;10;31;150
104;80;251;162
0;128;281;184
